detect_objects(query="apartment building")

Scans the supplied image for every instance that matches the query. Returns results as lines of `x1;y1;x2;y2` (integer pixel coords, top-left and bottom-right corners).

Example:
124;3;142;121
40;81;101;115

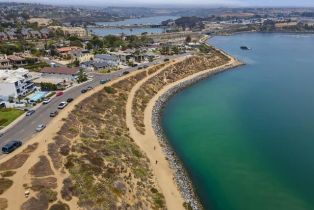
0;68;35;100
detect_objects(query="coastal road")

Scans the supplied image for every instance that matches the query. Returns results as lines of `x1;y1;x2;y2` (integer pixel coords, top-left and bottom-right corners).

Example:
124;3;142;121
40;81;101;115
0;54;187;155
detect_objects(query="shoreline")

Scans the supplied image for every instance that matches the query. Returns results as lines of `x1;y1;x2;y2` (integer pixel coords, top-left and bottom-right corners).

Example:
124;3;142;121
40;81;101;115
148;53;243;209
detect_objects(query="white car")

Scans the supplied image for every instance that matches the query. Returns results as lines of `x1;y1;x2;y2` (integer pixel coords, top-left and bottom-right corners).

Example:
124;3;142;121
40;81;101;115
43;98;51;104
58;101;68;109
35;124;46;132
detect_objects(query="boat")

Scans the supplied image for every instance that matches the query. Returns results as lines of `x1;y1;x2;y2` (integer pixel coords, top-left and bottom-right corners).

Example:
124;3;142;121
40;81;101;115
240;46;251;50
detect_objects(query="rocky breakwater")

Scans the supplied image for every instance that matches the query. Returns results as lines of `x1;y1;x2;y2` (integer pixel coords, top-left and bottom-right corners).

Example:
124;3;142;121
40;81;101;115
151;56;243;210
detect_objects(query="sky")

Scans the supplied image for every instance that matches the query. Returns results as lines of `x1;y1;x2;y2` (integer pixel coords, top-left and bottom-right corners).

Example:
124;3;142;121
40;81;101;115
2;0;314;7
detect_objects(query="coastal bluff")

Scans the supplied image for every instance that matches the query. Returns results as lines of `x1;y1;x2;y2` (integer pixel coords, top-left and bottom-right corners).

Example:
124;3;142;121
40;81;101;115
0;48;241;210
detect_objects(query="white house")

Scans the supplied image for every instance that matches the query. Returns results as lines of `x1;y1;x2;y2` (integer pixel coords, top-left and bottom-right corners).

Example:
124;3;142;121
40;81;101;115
0;68;35;100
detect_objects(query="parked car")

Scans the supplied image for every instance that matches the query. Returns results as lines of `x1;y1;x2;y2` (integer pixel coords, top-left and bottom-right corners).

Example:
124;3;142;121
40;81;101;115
81;89;87;93
87;86;93;91
138;66;143;70
122;71;130;75
67;98;74;103
56;92;64;97
35;124;46;132
58;101;68;109
26;110;35;116
100;79;109;84
42;98;51;104
143;65;149;68
50;111;58;117
2;140;22;154
164;58;170;62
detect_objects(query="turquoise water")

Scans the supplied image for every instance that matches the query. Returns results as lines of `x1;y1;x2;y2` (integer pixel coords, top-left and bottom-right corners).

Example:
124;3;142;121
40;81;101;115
29;91;47;102
162;33;314;210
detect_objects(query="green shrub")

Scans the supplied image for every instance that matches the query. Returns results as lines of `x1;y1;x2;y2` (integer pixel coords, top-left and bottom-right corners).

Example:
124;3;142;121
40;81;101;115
104;87;116;94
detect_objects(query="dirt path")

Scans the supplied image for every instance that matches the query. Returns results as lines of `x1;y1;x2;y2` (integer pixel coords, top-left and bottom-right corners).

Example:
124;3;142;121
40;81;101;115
125;57;188;210
126;54;241;210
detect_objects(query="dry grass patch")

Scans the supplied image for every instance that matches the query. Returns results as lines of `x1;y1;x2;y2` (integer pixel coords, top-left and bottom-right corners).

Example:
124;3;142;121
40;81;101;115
49;201;70;210
0;143;39;171
31;177;58;191
28;156;54;177
0;154;29;171
0;178;13;195
0;171;16;178
0;198;7;210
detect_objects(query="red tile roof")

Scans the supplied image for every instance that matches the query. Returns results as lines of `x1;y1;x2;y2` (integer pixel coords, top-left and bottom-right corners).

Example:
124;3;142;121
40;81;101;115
7;55;25;61
57;47;81;53
41;67;79;75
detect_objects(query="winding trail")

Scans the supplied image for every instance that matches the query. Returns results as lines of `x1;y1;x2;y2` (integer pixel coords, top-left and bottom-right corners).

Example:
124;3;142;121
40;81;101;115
125;57;188;210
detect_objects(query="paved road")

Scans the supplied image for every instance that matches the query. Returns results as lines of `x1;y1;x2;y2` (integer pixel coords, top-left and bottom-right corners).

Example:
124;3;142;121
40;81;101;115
0;55;187;153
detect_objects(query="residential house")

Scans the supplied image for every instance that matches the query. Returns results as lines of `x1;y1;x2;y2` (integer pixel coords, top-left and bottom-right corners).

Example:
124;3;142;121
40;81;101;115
110;51;133;63
6;30;17;40
81;60;118;71
0;32;8;41
29;30;42;39
21;28;31;39
80;54;119;70
0;68;35;100
0;55;12;69
41;66;80;82
40;28;51;39
70;49;94;63
94;54;120;63
57;46;81;58
7;55;27;67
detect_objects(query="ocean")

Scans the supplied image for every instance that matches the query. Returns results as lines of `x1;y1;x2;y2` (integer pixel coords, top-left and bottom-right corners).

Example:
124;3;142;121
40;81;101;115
162;33;314;210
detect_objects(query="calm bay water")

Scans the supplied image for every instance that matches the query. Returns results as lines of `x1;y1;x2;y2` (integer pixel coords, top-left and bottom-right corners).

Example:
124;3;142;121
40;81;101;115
89;16;178;36
162;33;314;210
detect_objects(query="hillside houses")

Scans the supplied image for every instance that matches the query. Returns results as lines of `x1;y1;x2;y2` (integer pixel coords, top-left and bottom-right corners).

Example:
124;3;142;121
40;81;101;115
0;28;52;41
0;53;39;69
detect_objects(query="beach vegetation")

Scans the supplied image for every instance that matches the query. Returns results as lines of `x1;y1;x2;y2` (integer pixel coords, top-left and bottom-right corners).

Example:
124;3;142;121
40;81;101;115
0;171;16;177
0;178;13;194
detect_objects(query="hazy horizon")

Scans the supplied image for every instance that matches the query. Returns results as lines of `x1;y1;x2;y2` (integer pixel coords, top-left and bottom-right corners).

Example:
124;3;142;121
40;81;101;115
1;0;314;7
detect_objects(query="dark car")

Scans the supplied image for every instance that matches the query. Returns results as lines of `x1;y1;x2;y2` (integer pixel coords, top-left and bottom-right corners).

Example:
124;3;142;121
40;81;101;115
164;58;170;62
2;140;22;154
67;98;74;103
100;79;109;84
138;66;143;70
122;71;130;75
50;111;58;117
81;89;87;93
26;110;35;116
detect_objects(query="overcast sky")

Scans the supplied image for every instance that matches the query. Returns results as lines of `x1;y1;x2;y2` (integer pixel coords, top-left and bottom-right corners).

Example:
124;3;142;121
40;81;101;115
2;0;314;7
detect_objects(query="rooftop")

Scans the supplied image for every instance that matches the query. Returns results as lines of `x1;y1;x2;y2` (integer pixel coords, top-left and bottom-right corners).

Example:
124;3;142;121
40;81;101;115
41;67;79;75
0;68;30;83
